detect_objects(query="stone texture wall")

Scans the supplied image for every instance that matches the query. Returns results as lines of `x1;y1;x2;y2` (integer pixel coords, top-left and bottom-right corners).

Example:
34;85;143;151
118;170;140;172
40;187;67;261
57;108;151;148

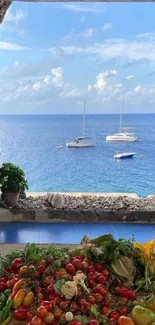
0;0;11;23
0;193;155;223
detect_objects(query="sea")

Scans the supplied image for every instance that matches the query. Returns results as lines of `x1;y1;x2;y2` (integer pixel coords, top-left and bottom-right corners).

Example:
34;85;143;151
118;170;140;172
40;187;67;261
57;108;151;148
0;114;155;198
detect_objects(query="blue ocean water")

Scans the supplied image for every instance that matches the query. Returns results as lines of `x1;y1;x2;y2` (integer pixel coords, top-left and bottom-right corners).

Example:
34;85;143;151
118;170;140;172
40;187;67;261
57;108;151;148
0;114;154;197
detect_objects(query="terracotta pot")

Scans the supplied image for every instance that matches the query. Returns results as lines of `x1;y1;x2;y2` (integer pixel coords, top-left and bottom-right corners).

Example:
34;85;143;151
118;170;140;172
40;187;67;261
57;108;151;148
2;192;19;206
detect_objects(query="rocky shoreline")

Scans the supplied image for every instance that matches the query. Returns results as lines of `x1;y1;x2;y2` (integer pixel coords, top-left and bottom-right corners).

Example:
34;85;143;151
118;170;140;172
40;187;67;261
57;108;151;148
1;193;155;223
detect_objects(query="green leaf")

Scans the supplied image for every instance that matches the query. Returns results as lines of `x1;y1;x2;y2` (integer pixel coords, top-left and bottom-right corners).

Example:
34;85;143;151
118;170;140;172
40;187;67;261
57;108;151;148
74;316;88;324
90;234;114;245
54;279;66;295
0;260;4;277
91;305;100;317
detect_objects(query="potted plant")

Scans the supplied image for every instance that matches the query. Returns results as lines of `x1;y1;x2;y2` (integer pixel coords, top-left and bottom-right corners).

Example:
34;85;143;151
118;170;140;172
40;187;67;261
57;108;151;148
0;162;28;206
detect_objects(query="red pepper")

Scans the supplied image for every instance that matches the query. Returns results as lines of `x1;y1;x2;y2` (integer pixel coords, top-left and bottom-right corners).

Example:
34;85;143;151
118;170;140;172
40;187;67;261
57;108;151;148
14;308;27;321
12;258;24;272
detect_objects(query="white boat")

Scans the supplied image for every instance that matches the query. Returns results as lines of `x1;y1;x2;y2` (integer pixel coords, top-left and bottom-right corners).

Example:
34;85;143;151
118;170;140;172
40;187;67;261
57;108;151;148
66;100;96;148
114;152;135;159
106;132;137;142
106;93;137;142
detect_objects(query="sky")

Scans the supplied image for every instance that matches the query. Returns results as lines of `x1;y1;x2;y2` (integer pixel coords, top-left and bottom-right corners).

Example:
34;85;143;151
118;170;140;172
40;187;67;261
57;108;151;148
0;2;155;114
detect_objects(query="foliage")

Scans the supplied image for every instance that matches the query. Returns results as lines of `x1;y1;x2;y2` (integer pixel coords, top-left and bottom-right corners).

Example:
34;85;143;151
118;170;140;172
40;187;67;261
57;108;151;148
0;163;28;193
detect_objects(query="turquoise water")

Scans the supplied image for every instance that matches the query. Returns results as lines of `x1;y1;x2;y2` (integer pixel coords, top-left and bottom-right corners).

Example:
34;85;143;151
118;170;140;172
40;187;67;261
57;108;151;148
0;114;154;197
1;223;155;244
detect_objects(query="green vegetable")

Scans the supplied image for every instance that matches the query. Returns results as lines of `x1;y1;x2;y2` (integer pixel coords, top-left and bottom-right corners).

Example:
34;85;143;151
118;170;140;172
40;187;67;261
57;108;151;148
132;305;155;325
111;256;135;286
1;298;13;321
0;293;6;309
0;310;3;322
4;289;11;298
1;312;12;325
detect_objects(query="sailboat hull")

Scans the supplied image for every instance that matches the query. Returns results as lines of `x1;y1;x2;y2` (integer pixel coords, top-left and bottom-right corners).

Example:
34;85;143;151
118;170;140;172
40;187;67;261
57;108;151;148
106;133;137;142
66;142;96;148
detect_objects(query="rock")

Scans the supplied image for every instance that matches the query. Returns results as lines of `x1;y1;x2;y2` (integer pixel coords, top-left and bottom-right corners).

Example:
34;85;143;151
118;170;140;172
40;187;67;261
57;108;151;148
0;208;13;222
35;210;49;222
51;194;64;209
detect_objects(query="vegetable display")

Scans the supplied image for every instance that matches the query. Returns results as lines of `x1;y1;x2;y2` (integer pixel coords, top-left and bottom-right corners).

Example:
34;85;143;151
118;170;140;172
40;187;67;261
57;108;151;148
1;234;155;325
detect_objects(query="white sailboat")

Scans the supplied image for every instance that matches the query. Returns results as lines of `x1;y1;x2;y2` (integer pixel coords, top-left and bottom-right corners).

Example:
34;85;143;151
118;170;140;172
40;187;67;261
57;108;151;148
106;93;137;142
66;100;96;148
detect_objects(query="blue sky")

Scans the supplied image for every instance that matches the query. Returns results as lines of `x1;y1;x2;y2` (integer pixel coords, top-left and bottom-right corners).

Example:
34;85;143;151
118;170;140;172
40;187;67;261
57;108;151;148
0;2;155;114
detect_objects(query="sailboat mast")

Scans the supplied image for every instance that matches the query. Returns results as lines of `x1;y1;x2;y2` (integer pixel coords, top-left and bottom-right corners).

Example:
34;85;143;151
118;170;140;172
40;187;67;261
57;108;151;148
83;100;86;137
119;92;125;133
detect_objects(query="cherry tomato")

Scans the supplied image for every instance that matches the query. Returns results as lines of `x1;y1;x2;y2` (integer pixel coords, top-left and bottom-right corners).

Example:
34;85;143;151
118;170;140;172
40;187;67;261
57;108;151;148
81;260;89;270
38;265;46;273
27;312;33;322
0;276;8;283
0;282;7;292
102;269;109;277
47;284;54;293
95;263;103;272
101;307;109;315
94;293;103;302
84;302;91;311
66;263;75;275
45;276;54;286
79;299;87;307
88;266;95;274
41;301;52;312
103;300;110;308
19;266;29;275
37;306;48;318
128;291;136;301
70;303;78;311
110;311;120;320
98;275;106;284
31;316;42;325
87;296;95;304
115;286;122;294
72;259;82;270
100;288;107;297
120;306;128;316
59;301;69;310
14;308;27;321
88;279;95;288
54;309;63;320
108;318;116;325
120;288;130;298
89;321;99;325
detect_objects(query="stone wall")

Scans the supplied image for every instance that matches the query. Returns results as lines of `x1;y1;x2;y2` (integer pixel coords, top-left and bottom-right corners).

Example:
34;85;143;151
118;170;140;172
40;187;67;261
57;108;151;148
0;192;155;223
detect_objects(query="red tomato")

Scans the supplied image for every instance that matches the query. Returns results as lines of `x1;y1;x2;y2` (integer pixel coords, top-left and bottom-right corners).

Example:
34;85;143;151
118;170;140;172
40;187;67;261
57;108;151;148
100;288;107;297
47;284;54;293
0;282;7;292
31;316;42;325
88;266;95;274
72;259;82;270
43;312;54;324
95;263;103;272
88;279;95;288
66;263;75;275
81;260;89;270
14;308;27;321
102;269;109;277
38;265;46;273
98;275;106;284
0;276;8;283
120;288;130;299
110;311;120;320
89;321;99;325
87;296;95;304
37;306;48;318
94;293;103;302
128;291;136;301
101;307;109;315
27;312;33;322
41;301;52;312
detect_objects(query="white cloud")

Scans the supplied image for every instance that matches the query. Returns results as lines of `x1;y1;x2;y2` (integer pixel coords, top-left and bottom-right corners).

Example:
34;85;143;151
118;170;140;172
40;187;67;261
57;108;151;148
126;75;134;80
102;23;113;32
49;36;155;62
4;9;27;24
51;67;63;87
83;28;94;39
62;3;105;14
0;41;27;50
1;8;27;37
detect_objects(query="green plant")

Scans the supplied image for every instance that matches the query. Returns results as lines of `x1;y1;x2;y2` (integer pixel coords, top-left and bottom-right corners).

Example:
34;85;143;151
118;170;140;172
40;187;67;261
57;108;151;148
0;163;28;193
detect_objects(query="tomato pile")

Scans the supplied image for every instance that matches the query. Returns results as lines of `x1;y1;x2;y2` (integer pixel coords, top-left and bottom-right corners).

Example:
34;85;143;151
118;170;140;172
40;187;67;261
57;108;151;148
0;252;137;325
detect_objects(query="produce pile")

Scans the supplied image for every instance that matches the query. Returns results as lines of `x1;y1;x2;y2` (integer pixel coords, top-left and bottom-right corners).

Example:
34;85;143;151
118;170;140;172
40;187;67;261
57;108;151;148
1;234;155;325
